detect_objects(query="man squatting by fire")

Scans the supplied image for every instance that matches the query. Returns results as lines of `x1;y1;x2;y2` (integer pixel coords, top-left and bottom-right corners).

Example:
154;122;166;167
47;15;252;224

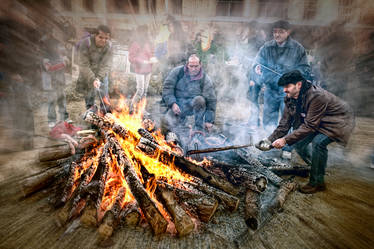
256;70;355;194
76;25;112;114
161;54;217;135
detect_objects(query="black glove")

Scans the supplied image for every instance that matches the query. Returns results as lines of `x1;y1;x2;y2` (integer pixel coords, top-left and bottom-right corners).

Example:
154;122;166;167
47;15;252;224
255;138;273;151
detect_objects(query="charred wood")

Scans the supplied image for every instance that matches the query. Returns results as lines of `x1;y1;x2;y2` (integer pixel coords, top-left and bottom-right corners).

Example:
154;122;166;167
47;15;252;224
245;189;260;230
185;180;239;212
157;180;218;223
234;149;283;186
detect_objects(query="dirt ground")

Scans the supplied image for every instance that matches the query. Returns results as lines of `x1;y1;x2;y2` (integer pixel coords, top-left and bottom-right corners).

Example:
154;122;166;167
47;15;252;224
0;96;373;249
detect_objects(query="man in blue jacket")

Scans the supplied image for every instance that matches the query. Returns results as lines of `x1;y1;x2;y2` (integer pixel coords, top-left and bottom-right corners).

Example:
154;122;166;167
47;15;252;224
252;20;310;130
161;54;216;134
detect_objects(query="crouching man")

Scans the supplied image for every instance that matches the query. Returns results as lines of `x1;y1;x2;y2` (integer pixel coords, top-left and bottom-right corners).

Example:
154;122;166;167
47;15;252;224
161;54;217;134
257;70;354;194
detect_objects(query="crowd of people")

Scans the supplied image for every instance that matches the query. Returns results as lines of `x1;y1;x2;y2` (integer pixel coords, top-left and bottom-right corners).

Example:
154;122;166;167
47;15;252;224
1;7;372;193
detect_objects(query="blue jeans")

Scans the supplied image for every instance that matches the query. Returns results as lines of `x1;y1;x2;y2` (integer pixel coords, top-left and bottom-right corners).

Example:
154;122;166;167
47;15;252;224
263;88;285;128
293;133;333;185
85;76;110;113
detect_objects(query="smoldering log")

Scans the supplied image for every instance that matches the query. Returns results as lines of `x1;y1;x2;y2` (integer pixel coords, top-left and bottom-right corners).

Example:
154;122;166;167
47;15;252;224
245;189;260;230
107;133;168;235
157;180;218;223
185;180;239;212
138;128;158;145
119;201;141;227
96;143;112;222
137;137;239;196
205;160;268;193
234;149;283;186
98;187;126;241
156;182;194;237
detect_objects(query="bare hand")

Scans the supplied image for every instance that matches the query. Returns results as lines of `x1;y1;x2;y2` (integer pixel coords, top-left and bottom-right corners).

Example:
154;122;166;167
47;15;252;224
272;138;286;149
204;122;213;132
249;80;255;87
93;79;101;89
255;65;262;75
172;103;181;115
149;57;158;64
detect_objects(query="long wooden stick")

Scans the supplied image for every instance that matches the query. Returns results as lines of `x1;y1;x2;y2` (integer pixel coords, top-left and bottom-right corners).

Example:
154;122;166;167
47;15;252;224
186;144;253;155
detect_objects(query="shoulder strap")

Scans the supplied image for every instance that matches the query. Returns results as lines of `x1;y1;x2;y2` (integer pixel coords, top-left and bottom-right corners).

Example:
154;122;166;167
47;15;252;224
177;66;184;81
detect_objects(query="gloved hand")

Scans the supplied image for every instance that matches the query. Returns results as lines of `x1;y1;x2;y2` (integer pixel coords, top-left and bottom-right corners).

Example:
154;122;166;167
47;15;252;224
255;138;273;151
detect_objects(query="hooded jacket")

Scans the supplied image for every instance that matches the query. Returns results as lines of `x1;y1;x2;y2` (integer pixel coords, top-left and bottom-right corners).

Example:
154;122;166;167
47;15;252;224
268;81;355;146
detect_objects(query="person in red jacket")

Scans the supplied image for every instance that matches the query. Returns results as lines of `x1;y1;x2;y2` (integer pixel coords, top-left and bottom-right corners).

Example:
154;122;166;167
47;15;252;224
129;25;157;114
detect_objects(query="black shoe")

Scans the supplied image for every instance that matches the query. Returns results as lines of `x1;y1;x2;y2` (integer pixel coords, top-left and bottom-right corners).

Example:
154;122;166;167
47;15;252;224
299;183;326;194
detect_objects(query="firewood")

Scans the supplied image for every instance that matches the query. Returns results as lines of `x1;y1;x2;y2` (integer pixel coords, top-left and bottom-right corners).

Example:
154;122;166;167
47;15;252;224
39;145;74;162
96;143;112;222
20;159;72;197
107;133;168;235
245;189;260;230
275;178;298;212
80;196;97;227
157;180;218;223
156;182;194;237
97;187;126;241
119;201;140;227
234;149;283;186
138;128;158;144
137;136;239;196
186;180;239;212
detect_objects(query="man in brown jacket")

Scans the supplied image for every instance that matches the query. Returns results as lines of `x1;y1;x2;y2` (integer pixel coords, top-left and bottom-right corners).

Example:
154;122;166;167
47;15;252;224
257;70;354;194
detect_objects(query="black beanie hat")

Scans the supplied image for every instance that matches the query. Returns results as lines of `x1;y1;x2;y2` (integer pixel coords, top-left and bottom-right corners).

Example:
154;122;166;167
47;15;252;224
272;20;290;30
278;70;305;86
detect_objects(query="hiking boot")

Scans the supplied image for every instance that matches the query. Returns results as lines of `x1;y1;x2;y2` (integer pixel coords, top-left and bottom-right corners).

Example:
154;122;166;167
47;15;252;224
299;183;326;194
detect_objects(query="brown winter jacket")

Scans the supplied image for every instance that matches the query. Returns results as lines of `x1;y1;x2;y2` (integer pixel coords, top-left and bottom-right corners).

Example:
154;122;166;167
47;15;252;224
268;83;355;146
76;35;112;94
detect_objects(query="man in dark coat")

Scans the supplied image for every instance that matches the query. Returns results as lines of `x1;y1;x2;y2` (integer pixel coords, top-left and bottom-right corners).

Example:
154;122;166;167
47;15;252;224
252;20;310;129
77;25;112;113
257;70;355;194
161;54;216;133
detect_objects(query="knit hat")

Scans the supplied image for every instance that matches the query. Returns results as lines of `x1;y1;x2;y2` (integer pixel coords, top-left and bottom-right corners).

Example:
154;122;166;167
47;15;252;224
272;20;290;30
278;70;305;86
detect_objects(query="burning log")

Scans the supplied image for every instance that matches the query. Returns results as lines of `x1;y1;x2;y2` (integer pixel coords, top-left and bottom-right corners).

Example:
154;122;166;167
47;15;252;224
83;112;238;196
157;180;218;223
136;136;239;196
107;133;168;235
156;182;194;237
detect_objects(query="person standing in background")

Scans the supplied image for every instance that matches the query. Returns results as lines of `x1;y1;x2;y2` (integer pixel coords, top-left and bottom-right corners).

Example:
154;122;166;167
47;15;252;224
129;25;157;114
